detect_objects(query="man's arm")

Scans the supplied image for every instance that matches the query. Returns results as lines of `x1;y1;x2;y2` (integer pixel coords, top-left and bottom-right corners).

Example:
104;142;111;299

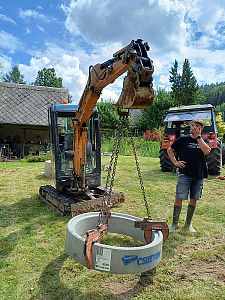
197;137;211;155
191;124;211;155
167;147;186;169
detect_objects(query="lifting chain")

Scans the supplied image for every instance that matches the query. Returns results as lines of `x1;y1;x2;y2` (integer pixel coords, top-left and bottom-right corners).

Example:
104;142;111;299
128;123;169;243
129;126;151;220
98;115;127;224
96;114;169;244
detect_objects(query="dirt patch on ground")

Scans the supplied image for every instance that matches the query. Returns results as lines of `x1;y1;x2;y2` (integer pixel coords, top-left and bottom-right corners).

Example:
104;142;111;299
101;272;155;299
175;257;225;284
0;169;15;175
179;237;225;253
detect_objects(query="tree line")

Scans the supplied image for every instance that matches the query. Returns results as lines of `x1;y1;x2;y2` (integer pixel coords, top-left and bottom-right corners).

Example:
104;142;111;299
1;66;63;88
1;61;225;132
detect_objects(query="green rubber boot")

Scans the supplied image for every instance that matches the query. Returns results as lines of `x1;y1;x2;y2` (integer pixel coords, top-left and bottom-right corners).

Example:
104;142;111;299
184;204;196;233
169;205;182;234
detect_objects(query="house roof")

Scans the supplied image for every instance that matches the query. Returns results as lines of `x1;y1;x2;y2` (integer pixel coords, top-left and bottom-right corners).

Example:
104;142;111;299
0;82;69;126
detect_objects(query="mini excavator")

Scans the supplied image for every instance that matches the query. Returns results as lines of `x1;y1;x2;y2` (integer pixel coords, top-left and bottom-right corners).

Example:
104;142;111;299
39;39;154;216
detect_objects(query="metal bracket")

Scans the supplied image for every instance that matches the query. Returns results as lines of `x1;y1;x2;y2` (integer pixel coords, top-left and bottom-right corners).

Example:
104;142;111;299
134;218;169;243
84;224;108;269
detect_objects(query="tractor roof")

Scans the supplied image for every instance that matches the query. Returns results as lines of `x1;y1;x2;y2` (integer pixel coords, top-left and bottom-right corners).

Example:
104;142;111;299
167;104;213;113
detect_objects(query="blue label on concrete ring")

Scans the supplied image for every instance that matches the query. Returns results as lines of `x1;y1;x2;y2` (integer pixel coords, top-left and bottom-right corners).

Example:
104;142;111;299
122;251;161;266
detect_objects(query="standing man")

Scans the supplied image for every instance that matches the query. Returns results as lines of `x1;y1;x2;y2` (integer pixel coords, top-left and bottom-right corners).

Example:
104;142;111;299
167;120;211;233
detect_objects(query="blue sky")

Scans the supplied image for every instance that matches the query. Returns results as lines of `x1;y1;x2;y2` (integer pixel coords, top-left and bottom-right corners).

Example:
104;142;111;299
0;0;225;103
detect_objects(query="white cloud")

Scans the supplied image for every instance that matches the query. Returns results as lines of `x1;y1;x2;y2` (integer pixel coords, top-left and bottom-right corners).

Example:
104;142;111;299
0;54;13;75
64;0;187;56
18;8;57;23
13;0;225;104
159;74;170;84
60;0;192;95
0;13;16;25
37;25;45;33
19;49;87;101
0;30;22;53
26;27;31;34
19;40;128;102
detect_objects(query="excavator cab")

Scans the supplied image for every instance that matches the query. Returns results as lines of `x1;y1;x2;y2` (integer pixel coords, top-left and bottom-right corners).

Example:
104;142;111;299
49;104;101;194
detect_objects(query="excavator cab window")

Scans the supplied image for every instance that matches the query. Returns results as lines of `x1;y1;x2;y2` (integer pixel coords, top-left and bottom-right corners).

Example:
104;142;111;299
57;117;74;176
49;104;101;193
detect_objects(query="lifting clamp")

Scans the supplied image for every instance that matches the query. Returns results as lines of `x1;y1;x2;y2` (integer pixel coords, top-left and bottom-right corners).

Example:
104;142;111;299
84;223;108;269
134;217;169;243
84;202;111;269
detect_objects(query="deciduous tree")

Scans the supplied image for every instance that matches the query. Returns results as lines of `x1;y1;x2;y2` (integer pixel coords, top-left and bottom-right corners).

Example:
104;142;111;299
97;101;119;132
138;89;175;131
34;68;62;87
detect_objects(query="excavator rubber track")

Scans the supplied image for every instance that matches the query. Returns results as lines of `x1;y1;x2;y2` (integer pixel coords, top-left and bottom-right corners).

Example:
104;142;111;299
39;185;125;216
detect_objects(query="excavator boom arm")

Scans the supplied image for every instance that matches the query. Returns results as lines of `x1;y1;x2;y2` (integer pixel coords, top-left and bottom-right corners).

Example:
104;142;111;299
72;39;154;180
76;39;154;125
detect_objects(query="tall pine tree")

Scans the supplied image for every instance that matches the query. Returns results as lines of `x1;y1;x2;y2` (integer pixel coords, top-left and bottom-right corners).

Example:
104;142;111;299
180;59;199;105
3;66;26;84
169;59;199;106
169;59;181;105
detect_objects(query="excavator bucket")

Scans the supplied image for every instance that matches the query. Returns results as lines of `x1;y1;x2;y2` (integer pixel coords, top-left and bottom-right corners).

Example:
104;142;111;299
114;67;154;109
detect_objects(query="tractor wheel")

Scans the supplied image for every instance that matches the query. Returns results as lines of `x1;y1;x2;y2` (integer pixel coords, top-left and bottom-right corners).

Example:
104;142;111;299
207;139;222;175
159;148;174;172
222;143;225;166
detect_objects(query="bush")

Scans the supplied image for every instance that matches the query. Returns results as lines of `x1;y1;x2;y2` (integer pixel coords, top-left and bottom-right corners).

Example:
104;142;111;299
24;154;51;162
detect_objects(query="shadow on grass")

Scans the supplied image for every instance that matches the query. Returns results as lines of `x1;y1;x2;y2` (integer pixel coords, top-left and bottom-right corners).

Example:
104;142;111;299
0;229;26;258
31;253;84;300
35;174;48;180
0;195;67;228
32;253;155;300
111;271;156;300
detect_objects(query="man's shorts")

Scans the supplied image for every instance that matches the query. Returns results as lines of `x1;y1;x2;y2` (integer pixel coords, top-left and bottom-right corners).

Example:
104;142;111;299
175;174;204;200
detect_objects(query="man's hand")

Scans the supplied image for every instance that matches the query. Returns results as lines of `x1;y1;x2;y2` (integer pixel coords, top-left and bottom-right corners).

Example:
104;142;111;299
167;147;186;168
174;160;186;168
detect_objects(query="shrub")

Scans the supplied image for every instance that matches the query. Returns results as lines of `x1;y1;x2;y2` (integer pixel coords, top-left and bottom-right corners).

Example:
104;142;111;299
24;154;51;162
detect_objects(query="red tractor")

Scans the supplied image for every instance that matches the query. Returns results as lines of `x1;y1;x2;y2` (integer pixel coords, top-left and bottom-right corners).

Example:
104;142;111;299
160;104;225;175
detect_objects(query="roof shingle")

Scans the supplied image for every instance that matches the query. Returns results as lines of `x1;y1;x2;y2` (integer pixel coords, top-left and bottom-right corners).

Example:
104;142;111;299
0;82;69;126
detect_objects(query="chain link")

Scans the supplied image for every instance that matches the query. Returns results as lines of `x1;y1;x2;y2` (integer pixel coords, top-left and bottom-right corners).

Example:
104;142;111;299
106;116;125;203
104;116;124;191
129;128;152;220
99;114;152;223
98;115;126;224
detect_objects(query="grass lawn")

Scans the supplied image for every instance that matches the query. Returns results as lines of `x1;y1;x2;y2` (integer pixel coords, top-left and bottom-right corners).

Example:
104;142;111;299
0;157;225;300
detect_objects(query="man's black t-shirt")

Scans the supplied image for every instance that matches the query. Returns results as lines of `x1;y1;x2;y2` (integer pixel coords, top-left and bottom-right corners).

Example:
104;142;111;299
171;135;208;179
